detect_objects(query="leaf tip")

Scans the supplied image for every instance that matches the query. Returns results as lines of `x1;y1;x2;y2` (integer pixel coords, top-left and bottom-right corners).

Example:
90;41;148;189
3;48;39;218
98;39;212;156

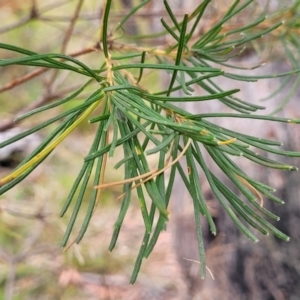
288;119;300;124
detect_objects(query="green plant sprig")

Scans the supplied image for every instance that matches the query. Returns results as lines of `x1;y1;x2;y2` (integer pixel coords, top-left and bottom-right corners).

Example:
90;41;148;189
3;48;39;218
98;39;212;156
1;0;300;283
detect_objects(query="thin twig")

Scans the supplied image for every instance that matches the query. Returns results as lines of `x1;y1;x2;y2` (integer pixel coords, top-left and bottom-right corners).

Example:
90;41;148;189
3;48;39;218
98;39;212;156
61;0;85;54
236;174;264;207
114;139;190;201
0;0;72;35
0;85;80;132
183;257;215;280
0;68;48;94
95;139;191;202
0;16;32;35
0;45;99;131
0;44;99;94
45;0;85;106
38;10;191;22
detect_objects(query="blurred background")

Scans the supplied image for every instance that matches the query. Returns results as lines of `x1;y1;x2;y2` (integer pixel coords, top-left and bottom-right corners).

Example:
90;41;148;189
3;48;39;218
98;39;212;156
0;1;300;299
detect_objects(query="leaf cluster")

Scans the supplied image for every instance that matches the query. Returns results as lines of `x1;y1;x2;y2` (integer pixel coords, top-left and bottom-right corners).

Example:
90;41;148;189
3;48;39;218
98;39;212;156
0;0;300;282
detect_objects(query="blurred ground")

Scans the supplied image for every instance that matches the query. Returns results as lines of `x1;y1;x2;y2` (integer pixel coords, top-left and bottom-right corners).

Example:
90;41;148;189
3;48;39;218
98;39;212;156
0;131;188;300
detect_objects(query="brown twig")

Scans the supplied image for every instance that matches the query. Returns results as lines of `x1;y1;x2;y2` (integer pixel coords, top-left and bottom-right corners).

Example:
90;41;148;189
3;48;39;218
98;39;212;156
102;139;191;202
0;43;100;94
0;15;33;35
61;0;85;54
0;85;81;132
0;45;99;132
45;0;85;109
0;0;72;35
0;68;48;94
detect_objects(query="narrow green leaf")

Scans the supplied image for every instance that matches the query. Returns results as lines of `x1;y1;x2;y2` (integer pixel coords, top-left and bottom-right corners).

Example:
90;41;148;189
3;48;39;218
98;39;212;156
15;79;93;122
161;18;179;42
136;51;147;84
75;124;107;243
192;197;206;279
102;0;112;58
167;14;189;96
112;63;221;73
116;0;151;32
146;132;176;155
185;139;216;235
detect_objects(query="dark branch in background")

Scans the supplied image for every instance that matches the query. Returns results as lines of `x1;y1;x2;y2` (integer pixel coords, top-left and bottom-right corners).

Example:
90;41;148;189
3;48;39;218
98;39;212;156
60;0;84;54
38;10;187;22
44;0;86;113
0;0;73;35
0;44;99;132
